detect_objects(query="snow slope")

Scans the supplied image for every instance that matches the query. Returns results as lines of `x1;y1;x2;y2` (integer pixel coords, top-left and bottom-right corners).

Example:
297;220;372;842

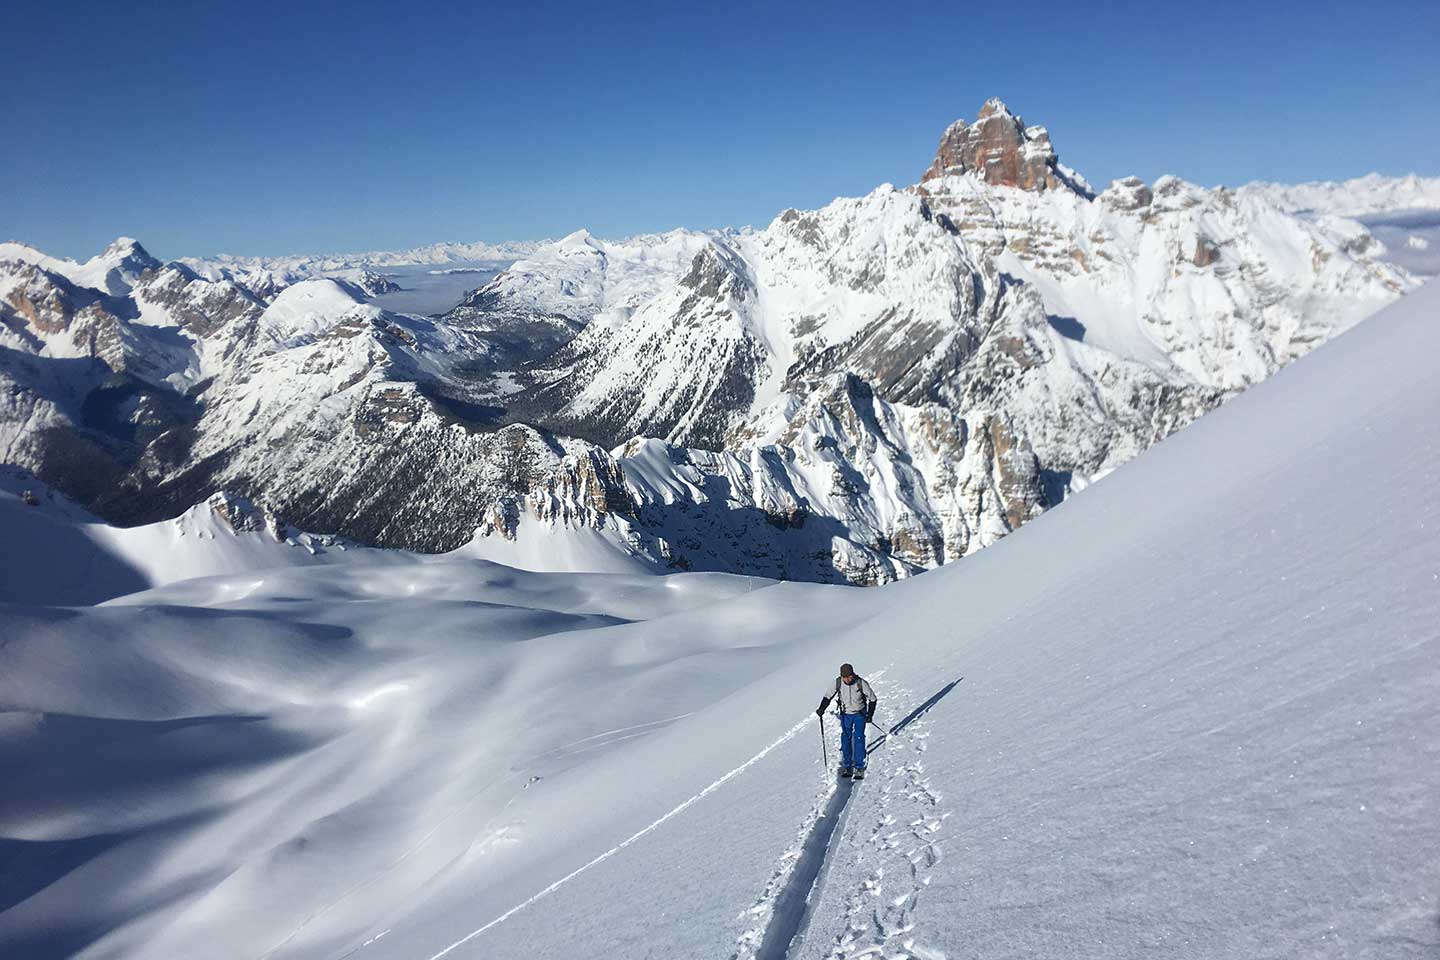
2;252;1436;960
0;470;380;605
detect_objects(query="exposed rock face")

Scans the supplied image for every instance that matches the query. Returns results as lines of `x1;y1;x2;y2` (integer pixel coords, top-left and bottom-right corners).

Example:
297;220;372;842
352;270;400;297
1099;176;1154;212
1193;237;1222;267
133;264;264;338
206;490;288;541
482;370;1047;584
4;262;88;335
921;98;1090;196
528;448;636;529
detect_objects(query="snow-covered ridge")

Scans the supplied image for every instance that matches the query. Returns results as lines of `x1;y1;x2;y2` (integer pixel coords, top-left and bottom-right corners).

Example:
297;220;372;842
1240;172;1440;218
1239;173;1440;279
181;237;545;277
0;236;161;296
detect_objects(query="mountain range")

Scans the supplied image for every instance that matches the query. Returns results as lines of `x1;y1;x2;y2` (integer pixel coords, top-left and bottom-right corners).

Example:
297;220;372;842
2;98;1435;584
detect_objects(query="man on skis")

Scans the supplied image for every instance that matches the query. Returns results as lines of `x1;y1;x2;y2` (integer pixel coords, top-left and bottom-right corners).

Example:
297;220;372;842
816;663;877;779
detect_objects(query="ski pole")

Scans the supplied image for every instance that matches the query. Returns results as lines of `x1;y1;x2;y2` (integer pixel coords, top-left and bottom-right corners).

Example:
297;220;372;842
819;714;828;767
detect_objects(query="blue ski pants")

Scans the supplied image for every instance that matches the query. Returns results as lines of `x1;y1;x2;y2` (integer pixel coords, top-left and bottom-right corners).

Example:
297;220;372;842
840;712;867;769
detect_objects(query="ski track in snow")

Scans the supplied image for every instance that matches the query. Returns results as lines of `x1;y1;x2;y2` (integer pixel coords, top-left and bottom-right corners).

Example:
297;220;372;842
823;682;950;960
748;771;858;960
735;671;960;960
422;712;817;960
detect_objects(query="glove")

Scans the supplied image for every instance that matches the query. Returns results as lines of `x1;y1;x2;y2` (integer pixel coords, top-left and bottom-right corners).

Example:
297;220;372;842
816;697;831;718
866;702;877;722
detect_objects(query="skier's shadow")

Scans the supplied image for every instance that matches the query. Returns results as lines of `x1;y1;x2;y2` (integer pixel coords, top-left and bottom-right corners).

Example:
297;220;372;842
866;676;963;754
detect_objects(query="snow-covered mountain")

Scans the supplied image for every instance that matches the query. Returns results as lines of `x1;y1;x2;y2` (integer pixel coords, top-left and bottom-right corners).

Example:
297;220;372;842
0;240;593;549
1240;171;1440;218
2;277;1434;959
0;99;1428;583
467;99;1415;581
181;237;543;279
166;239;541;318
1240;172;1440;281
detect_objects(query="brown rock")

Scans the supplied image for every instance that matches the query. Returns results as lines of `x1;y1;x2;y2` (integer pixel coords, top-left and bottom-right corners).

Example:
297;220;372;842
922;98;1084;195
1193;237;1221;267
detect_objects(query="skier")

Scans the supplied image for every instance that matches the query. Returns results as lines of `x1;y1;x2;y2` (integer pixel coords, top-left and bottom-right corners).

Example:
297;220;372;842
816;663;877;779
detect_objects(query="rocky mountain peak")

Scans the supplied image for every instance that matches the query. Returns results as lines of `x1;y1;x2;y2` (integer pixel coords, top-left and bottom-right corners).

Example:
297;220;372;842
84;236;164;295
922;98;1088;196
103;236;157;263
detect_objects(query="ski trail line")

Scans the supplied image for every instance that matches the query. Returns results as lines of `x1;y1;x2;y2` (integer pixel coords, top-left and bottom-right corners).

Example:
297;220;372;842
424;713;816;960
295;715;698;959
753;777;856;960
535;712;695;758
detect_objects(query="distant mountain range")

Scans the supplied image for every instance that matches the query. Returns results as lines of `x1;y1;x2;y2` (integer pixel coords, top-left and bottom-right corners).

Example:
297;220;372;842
183;238;544;276
3;98;1435;584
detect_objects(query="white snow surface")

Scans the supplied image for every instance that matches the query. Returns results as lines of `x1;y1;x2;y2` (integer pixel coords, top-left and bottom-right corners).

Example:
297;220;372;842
2;256;1437;960
258;279;381;346
477;228;717;331
455;512;660;577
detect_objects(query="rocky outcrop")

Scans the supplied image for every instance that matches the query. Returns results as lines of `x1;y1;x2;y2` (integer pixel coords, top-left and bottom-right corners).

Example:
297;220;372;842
206;491;288;541
528;448;637;529
5;262;99;335
480;370;1047;584
1192;236;1221;267
134;264;264;338
1099;176;1154;212
921;98;1090;196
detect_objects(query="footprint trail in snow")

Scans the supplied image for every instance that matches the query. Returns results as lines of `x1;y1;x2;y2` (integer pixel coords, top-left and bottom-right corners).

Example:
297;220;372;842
737;676;961;960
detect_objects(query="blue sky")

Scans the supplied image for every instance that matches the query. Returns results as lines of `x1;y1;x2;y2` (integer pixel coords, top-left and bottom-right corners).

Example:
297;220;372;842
5;0;1437;260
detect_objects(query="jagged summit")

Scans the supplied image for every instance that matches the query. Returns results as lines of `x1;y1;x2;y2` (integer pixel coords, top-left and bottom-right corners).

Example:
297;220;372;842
103;236;156;262
921;98;1091;196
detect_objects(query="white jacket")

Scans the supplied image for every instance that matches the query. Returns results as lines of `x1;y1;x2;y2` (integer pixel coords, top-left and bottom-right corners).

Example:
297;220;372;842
824;676;875;715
